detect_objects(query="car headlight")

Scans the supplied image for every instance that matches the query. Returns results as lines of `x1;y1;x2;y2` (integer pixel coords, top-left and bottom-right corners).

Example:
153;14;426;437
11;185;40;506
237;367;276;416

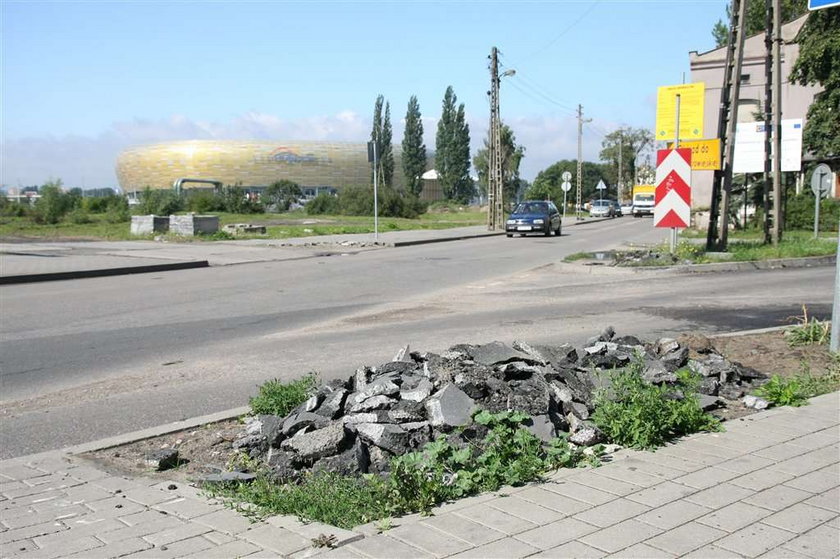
533;219;544;225
506;219;515;225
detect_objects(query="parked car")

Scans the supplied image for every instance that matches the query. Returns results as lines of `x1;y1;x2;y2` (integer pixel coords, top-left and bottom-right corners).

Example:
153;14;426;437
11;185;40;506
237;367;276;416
589;199;614;218
609;200;623;217
621;202;634;216
506;200;562;237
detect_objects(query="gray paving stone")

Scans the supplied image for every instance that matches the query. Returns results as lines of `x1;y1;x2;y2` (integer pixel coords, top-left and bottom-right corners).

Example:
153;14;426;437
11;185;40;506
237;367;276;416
514;516;598;550
454;504;537;535
770;449;838;477
761;502;837;534
677;440;745;460
123;534;215;558
625;480;697;507
653;445;726;467
59;483;115;504
756;546;814;558
449;536;539;558
572;498;650;528
488;495;564;525
714;522;796;557
65;536;153;558
544;479;617;506
685;482;756;509
265;516;362;549
646;521;728;556
515;486;591;514
96;514;184;544
90;476;143;494
144;521;212;546
780;523;840;558
0;538;39;558
121;486;174;506
24;456;72;473
753;441;812;462
0;520;67;545
84;495;148;516
425;491;496;516
716;454;778;475
731;468;797;492
346;534;434;558
115;508;177;527
534;539;606;558
803;486;840;513
183;538;261;558
33;516;125;546
630;452;706;474
787;429;840;449
681;543;751;558
635;499;711;530
0;464;47;482
420;513;505;546
0;503;89;529
153;496;220;519
203;530;235;545
696;501;772;532
564;471;642;496
192;508;252;535
673;466;742;489
579;518;663;554
594;464;669;488
26;535;103;559
742;483;813;512
606;542;673;557
783;466;840;494
63;465;110;483
388;522;473;557
240;524;312;556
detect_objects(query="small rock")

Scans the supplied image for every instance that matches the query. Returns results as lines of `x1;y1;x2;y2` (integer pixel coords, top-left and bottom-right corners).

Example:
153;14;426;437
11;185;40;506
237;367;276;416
697;394;721;411
743;395;770;410
425;384;477;428
348;394;396;413
569;425;605;446
400;378;433;402
200;472;257;484
144;449;179;471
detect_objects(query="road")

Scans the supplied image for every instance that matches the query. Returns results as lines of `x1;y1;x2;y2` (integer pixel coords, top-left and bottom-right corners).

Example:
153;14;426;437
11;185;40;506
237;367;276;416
0;218;834;458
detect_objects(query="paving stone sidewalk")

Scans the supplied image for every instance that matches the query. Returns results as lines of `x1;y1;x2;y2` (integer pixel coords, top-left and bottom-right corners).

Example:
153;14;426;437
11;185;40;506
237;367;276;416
1;393;837;558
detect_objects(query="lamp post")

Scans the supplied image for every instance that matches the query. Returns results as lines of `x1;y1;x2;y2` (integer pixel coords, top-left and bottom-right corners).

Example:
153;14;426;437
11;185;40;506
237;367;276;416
488;46;515;231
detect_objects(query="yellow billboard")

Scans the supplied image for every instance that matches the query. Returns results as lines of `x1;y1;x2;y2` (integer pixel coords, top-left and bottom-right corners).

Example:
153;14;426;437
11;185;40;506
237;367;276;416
656;83;705;141
666;138;721;170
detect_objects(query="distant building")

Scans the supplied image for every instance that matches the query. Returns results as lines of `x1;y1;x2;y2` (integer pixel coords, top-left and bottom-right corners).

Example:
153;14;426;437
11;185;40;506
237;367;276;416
688;14;832;206
116;140;443;201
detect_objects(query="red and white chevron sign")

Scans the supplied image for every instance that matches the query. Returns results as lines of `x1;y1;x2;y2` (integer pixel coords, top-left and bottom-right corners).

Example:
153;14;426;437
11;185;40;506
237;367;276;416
654;148;692;228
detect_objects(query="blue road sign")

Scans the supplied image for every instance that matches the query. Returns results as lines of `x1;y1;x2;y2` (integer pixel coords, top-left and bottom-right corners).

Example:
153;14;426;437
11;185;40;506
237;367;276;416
809;0;840;10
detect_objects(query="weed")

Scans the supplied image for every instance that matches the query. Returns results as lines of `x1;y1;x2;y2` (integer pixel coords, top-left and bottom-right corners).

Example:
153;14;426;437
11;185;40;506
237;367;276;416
592;361;721;450
249;373;318;417
311;534;338;548
785;305;831;347
754;363;840;407
375;517;393;533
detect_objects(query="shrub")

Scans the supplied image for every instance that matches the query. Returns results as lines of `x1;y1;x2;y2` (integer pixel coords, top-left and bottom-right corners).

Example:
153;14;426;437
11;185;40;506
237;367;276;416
785;195;840;231
305;193;339;215
592;363;721;450
0;195;29;217
33;183;73;224
249;373;318;417
136;188;184;215
186;190;225;213
265;180;302;212
104;197;130;223
754;362;840;408
66;208;93;224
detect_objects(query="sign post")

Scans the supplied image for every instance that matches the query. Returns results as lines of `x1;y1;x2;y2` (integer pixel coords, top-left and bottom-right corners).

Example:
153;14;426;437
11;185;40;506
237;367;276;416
367;142;379;241
811;163;832;238
596;179;607;201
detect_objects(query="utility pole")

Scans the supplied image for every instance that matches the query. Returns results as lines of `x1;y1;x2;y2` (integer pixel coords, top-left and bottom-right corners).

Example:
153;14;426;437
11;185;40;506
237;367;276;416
575;104;591;220
487;47;504;231
763;0;773;243
618;131;623;201
771;0;782;245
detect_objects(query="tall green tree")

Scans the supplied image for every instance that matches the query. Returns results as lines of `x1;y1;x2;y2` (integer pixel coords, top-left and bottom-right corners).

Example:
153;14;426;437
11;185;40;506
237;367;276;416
599;127;653;200
526;160;611;205
712;0;807;47
435;86;473;202
370;95;394;187
473;123;526;208
402;96;427;197
265;180;302;211
790;8;840;159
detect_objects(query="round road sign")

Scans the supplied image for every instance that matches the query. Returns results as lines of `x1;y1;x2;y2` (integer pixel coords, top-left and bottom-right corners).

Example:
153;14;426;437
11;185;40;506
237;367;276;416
561;171;572;182
561;181;572;192
811;164;832;199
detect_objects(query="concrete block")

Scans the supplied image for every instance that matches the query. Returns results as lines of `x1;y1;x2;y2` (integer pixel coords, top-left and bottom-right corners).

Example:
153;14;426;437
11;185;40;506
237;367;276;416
169;215;219;236
131;215;169;235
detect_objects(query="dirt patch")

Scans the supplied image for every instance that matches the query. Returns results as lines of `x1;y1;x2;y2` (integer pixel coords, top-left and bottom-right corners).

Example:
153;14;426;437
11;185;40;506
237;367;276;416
78;329;835;483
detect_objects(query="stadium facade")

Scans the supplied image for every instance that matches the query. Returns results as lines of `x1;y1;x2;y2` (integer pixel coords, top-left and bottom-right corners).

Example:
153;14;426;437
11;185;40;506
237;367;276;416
115;140;411;199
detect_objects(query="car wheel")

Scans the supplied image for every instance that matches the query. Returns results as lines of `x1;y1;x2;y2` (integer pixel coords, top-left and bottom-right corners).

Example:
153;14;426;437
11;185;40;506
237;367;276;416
506;233;513;238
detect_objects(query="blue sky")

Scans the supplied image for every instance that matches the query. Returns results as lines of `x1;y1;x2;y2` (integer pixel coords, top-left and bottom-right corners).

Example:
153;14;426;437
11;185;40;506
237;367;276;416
2;0;729;189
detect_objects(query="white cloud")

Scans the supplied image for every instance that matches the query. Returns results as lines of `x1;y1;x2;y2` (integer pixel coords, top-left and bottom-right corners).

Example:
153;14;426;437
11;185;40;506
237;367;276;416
1;111;607;190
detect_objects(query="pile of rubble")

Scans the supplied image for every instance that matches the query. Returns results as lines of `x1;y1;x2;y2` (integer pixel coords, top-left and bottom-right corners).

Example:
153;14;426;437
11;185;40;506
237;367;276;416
230;328;767;482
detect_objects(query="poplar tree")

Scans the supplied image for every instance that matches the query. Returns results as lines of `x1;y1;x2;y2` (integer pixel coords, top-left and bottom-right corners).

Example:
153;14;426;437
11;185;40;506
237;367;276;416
435;86;472;202
370;95;394;187
402;95;426;196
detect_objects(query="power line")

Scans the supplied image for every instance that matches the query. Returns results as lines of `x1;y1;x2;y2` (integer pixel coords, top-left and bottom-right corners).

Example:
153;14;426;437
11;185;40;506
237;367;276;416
528;1;602;58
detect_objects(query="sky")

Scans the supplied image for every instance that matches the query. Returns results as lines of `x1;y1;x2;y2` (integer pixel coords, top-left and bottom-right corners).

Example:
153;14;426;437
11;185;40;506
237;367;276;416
1;0;730;190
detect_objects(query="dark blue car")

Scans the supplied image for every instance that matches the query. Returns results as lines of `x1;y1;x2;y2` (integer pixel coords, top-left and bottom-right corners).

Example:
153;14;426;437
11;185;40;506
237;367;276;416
505;200;562;237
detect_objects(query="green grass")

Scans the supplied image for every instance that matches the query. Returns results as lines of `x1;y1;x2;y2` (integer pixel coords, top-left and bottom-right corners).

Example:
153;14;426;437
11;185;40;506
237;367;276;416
754;362;840;408
249;374;318;417
203;410;598;528
0;210;486;241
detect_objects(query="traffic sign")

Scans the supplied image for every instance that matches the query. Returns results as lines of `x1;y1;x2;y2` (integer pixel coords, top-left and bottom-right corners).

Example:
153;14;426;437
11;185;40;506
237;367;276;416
656;83;705;140
596;180;606;190
654;148;692;229
811;164;833;199
666;139;720;170
561;181;572;192
561;171;572;182
809;0;840;10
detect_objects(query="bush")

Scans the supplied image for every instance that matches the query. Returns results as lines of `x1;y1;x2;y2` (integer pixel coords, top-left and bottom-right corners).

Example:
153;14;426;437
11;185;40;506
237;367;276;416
0;195;29;217
754;366;840;408
136;188;184;215
306;193;339;215
785;195;840;231
66;208;93;224
33;183;74;224
592;363;721;450
105;198;130;223
249;373;318;417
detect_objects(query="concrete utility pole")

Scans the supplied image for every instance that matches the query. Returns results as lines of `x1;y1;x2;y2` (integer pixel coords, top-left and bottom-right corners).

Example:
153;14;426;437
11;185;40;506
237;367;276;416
763;0;773;243
771;0;783;245
618;131;623;201
487;47;505;231
575;104;591;220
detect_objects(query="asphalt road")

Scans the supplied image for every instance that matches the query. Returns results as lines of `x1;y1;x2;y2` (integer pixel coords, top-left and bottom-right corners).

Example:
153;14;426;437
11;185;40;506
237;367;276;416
0;218;834;458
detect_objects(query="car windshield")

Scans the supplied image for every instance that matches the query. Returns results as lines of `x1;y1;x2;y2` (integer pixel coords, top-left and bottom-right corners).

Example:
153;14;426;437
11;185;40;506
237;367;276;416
592;200;610;207
514;202;548;214
635;194;654;202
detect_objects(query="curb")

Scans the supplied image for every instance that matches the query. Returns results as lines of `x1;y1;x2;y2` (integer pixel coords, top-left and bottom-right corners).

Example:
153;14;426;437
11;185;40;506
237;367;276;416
572;254;836;275
0;260;210;285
